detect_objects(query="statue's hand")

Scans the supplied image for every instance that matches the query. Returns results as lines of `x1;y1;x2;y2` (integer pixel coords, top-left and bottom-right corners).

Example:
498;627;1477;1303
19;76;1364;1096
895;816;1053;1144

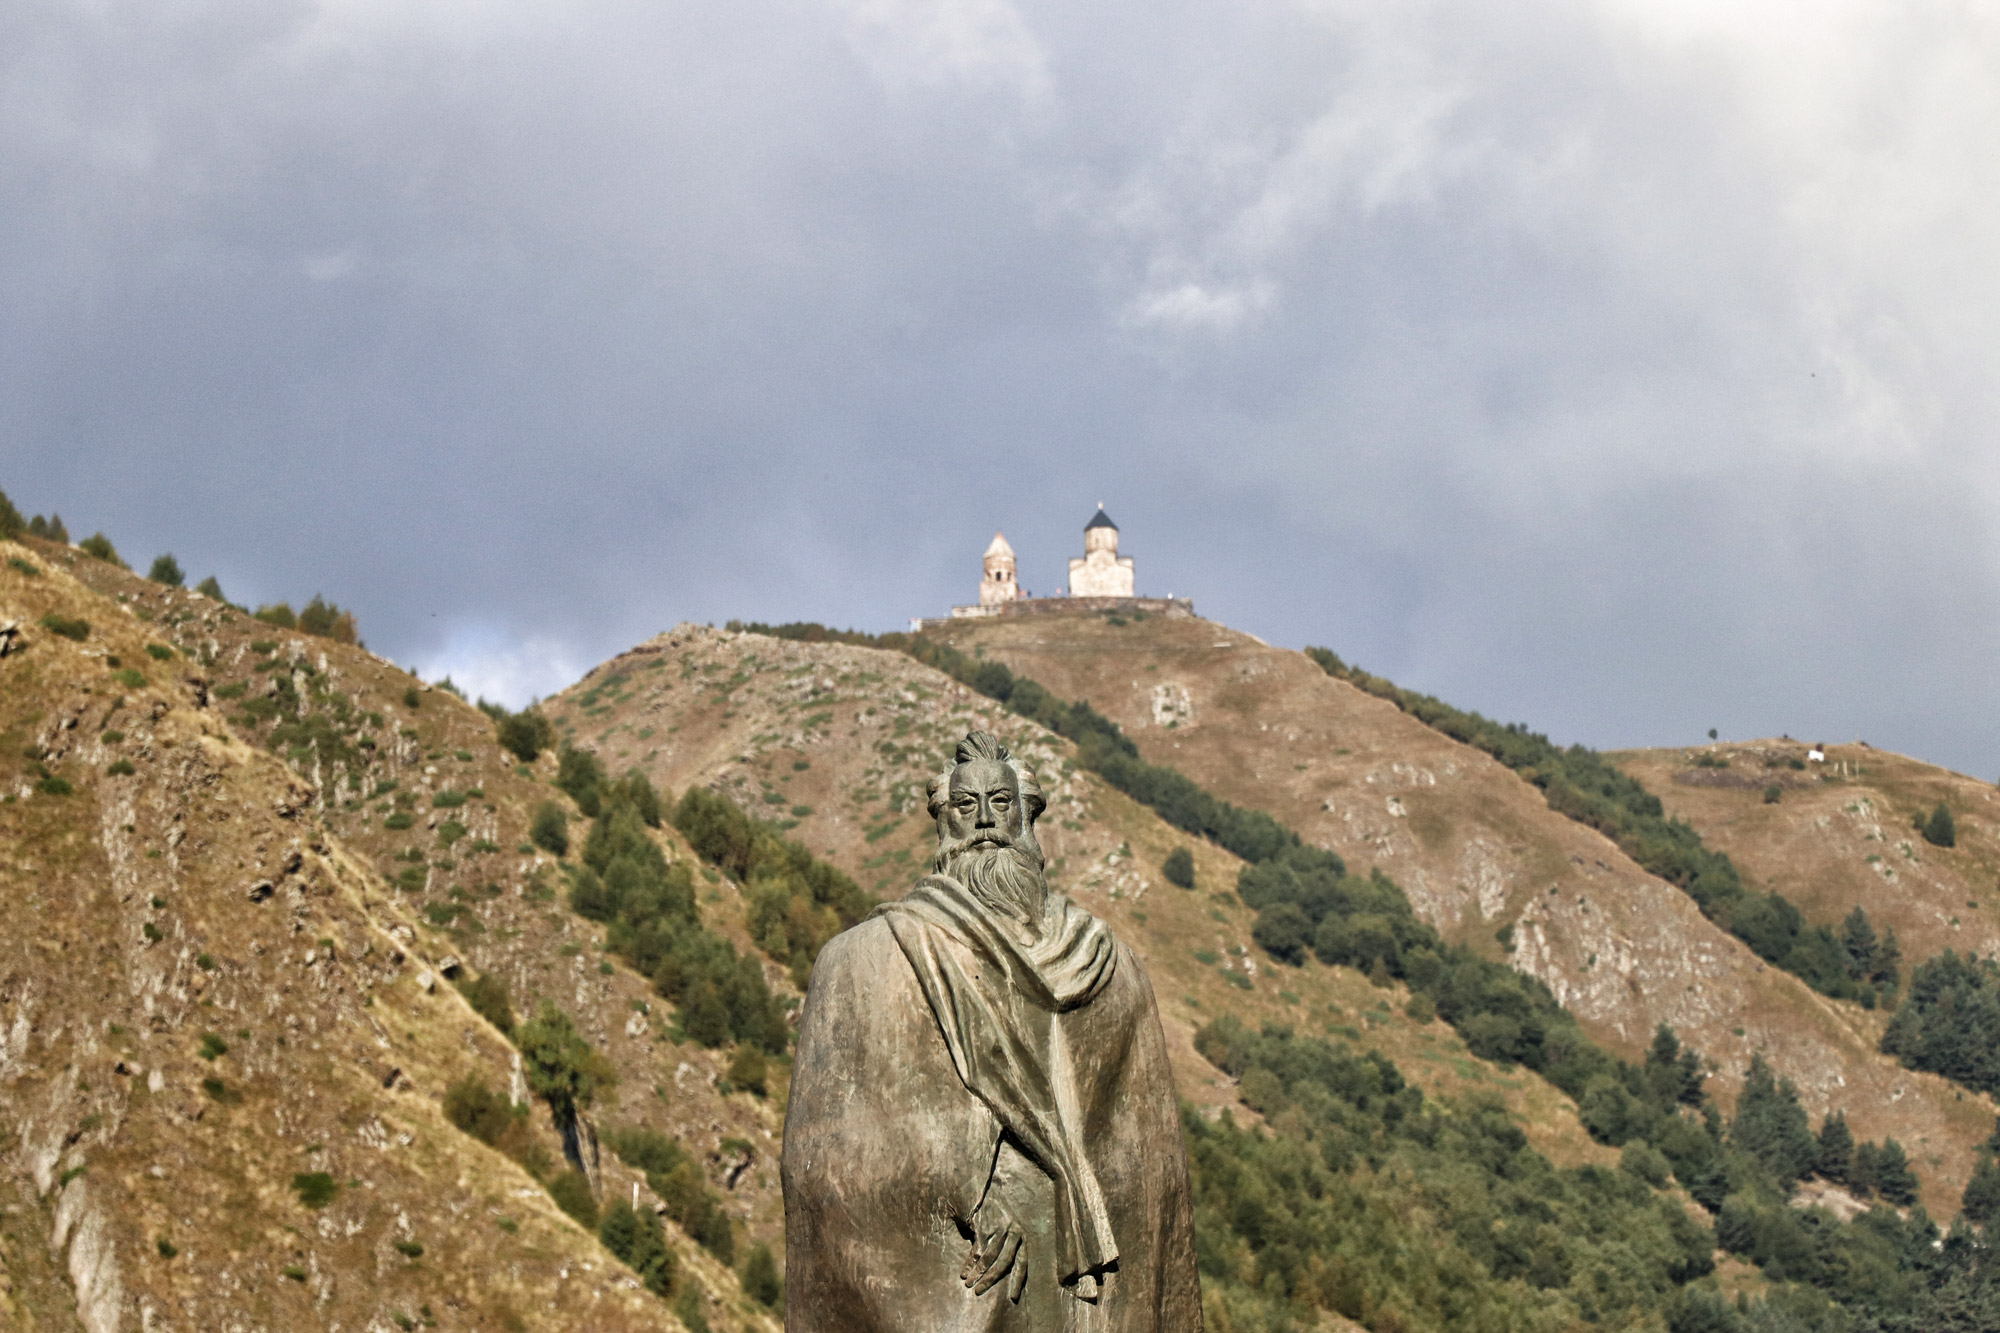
960;1203;1028;1302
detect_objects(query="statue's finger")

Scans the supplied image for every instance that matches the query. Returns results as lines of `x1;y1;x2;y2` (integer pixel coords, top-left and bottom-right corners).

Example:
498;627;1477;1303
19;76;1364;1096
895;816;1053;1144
972;1230;1022;1295
1007;1254;1027;1303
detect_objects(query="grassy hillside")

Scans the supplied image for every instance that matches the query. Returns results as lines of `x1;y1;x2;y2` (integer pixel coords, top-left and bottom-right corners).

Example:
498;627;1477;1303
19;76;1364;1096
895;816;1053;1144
932;611;1998;1218
5;536;797;1333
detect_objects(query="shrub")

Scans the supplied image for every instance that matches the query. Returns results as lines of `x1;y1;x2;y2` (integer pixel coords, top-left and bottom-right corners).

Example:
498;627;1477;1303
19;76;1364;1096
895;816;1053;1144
530;802;569;855
497;708;557;763
35;775;73;796
1763;785;1782;804
297;594;359;644
106;759;135;776
457;971;516;1034
80;532;126;567
384;811;415;831
255;602;297;629
1162;846;1196;890
433;789;468;808
546;1168;598;1229
195;575;227;602
518;1002;615;1123
113;667;145;689
403;686;420;709
743;1242;782;1308
198;1031;229;1061
156;1235;177;1259
393;1239;424;1259
726;1045;768;1097
605;1126;735;1262
147;553;184;587
0;487;21;538
1922;803;1956;848
39;612;88;641
145;642;174;660
292;1172;339;1208
599;1199;677;1296
8;556;38;576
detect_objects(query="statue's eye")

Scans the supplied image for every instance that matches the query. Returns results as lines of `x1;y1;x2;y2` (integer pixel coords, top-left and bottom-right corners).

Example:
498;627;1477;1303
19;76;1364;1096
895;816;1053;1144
991;794;1010;808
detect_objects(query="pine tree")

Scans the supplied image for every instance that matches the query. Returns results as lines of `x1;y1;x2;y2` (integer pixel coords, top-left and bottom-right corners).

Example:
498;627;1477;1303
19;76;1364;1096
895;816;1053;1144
1816;1111;1854;1184
1842;906;1878;980
0;487;22;539
1924;804;1958;849
147;553;185;587
1874;927;1903;987
1729;1054;1818;1187
1874;1138;1919;1206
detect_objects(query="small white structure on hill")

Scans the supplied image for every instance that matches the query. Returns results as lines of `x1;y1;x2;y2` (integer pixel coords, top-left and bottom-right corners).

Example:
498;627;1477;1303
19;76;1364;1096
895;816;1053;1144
979;532;1021;607
1068;505;1134;598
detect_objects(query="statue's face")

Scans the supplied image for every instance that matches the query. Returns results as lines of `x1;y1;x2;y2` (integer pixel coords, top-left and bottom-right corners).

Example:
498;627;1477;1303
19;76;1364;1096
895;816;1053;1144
942;757;1024;850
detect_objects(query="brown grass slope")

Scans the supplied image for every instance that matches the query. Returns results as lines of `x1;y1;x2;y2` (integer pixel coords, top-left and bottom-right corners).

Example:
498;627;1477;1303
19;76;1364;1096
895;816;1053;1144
0;541;682;1332
1612;740;2000;1013
5;540;789;1333
545;623;1624;1174
932;611;1995;1215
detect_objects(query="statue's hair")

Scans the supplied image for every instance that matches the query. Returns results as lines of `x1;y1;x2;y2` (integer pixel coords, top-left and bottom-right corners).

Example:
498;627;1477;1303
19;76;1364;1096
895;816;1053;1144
927;730;1045;821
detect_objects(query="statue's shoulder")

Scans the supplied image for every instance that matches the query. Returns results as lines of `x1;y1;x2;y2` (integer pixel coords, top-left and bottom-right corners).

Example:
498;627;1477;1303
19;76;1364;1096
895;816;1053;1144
806;913;898;984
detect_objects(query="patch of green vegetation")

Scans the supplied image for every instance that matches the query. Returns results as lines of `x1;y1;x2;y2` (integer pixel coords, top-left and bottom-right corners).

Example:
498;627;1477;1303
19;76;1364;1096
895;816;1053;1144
604;1125;735;1262
39;612;89;641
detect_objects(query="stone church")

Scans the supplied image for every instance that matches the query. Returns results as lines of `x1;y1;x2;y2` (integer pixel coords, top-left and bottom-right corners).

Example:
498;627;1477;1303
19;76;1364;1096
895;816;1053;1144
936;507;1191;624
1068;505;1134;598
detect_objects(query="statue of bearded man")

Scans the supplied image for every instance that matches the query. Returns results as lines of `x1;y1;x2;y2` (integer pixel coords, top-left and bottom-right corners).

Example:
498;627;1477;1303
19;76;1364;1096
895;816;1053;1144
782;731;1202;1333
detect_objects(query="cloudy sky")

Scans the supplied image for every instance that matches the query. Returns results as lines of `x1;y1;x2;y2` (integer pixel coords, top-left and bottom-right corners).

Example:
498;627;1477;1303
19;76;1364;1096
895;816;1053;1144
6;0;1999;775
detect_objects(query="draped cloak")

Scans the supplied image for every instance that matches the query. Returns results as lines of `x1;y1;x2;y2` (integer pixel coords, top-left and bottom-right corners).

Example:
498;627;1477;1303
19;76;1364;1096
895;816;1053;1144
782;875;1202;1333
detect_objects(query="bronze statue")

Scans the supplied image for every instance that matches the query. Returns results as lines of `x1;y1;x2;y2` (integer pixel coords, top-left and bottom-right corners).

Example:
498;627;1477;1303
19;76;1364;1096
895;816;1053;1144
783;731;1202;1332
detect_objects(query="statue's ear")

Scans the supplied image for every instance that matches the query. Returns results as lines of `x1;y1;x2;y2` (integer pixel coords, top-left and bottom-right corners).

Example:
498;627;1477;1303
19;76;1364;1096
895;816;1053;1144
1021;781;1046;823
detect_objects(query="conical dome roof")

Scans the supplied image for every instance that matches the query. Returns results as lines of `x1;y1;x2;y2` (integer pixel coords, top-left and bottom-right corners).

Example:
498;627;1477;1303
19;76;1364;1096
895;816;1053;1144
985;531;1015;557
1085;505;1118;531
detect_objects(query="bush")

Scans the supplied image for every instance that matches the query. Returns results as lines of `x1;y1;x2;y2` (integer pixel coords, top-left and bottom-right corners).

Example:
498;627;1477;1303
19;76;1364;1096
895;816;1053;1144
1763;785;1782;804
497;708;557;763
605;1126;735;1262
743;1242;783;1308
255;602;297;629
1923;803;1956;848
546;1167;598;1229
517;1001;615;1123
0;487;21;538
292;1172;339;1208
530;802;569;856
39;612;88;641
1162;846;1196;889
145;642;173;660
456;971;516;1034
297;594;360;644
195;575;226;602
147;554;184;587
599;1198;677;1295
384;811;415;831
79;532;125;567
726;1045;768;1097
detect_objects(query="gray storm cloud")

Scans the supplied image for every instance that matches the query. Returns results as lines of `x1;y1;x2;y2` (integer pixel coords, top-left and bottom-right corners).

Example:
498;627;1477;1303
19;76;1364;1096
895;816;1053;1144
4;0;1997;772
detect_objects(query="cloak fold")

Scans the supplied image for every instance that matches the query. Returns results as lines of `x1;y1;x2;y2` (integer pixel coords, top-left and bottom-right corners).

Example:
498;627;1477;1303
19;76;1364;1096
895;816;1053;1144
878;876;1119;1287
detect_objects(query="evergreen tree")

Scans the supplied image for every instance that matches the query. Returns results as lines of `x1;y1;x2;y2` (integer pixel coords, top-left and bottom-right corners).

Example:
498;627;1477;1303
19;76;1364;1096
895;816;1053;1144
28;513;69;542
79;532;125;567
195;575;226;603
1874;1138;1919;1206
1851;1140;1880;1198
0;487;22;538
1729;1054;1818;1188
1962;1158;2000;1229
1924;803;1958;848
1841;906;1878;979
1162;846;1196;890
1816;1111;1854;1185
147;553;184;586
1874;926;1902;987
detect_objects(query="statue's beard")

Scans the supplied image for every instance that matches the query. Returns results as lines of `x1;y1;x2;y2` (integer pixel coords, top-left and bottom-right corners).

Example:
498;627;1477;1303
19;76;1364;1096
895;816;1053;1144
934;829;1047;923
